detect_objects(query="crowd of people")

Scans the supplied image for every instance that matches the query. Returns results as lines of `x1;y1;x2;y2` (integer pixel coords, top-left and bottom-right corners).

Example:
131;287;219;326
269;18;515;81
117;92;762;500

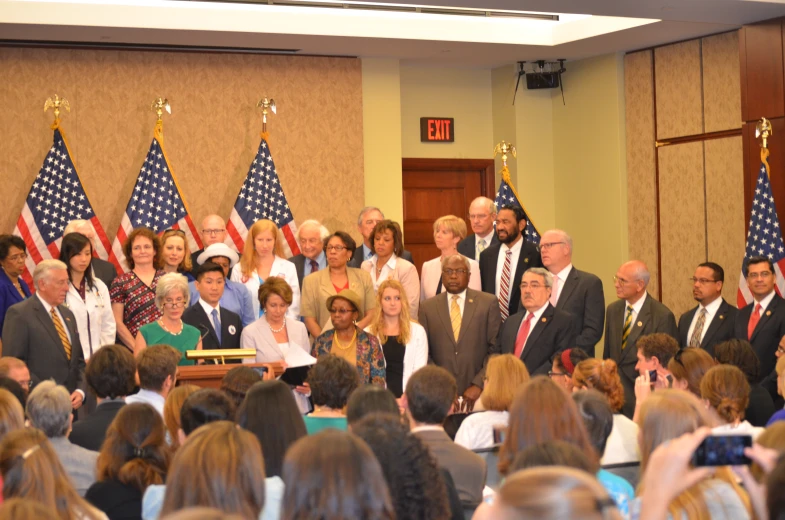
0;197;783;518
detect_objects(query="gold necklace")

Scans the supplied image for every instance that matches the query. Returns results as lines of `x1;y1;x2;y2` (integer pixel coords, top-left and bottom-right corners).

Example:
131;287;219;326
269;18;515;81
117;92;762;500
333;328;357;350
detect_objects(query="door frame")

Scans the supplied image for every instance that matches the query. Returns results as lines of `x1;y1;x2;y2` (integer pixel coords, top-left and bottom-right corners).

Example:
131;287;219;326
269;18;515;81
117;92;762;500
401;158;497;199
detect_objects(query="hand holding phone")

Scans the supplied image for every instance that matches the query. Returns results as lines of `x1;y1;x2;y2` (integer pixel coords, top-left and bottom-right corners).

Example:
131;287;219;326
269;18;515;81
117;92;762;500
691;434;752;467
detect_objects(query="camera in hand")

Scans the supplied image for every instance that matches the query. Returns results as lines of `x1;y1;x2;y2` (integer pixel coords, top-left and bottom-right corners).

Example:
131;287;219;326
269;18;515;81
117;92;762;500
691;434;752;467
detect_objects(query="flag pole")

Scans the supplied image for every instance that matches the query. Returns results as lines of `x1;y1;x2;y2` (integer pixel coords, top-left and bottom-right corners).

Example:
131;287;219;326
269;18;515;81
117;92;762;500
757;117;772;174
493;140;542;234
257;97;277;141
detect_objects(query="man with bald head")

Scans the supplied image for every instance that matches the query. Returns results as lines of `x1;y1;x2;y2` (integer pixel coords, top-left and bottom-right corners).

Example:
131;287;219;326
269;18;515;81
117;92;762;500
64;220;117;288
603;260;678;417
458;197;498;262
540;229;604;354
191;214;230;267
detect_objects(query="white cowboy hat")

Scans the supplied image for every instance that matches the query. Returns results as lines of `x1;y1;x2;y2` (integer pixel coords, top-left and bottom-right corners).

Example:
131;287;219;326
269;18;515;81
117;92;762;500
197;243;240;267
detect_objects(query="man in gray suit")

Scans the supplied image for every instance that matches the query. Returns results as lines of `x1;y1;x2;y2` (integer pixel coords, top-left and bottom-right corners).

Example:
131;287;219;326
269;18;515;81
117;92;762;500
419;254;502;411
3;259;85;409
403;365;486;507
26;380;97;496
603;260;678;418
540;229;605;354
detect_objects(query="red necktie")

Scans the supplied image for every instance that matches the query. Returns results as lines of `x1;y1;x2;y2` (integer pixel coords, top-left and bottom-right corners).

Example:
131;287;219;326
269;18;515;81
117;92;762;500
513;314;534;358
748;303;762;340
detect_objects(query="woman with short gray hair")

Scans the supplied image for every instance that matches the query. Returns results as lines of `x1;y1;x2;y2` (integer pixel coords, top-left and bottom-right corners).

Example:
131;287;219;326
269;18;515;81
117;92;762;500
134;273;201;365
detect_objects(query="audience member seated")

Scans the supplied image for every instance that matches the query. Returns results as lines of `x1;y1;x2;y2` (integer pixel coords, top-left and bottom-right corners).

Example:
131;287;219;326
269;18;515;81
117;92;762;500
312;290;385;386
365;279;428;397
190;244;254;327
750;422;785;481
633;390;751;520
220;366;263;409
0;428;108;519
0;498;59;520
26;380;98;496
346;385;400;428
281;429;395;520
0;356;31;395
572;358;639;464
420;215;481;301
714;338;776;427
126;345;181;416
134;273;202;364
0;377;26;409
303;355;359;434
666;347;715;398
548;348;589;393
156;229;195;282
631;333;680;421
498;375;597;476
767;356;785;425
701;364;764;440
182;262;243;353
0;234;32;353
85;403;170;520
0;387;23;442
162;384;199;451
767;456;785;520
352;413;452;520
70;344;136;452
402;365;486;506
455;354;529;450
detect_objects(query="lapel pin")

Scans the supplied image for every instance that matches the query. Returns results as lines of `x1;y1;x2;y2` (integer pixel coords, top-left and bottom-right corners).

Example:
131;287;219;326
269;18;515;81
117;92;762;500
767;310;772;316
541;317;547;323
228;325;237;335
468;299;474;303
637;321;643;327
719;314;725;320
525;258;530;263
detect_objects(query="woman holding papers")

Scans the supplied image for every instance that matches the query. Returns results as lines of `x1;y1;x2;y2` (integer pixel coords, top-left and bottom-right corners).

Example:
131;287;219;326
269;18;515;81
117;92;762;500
241;277;313;413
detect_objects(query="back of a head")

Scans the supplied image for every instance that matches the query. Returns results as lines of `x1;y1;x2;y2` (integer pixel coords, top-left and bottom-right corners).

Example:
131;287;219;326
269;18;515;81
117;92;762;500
164;384;200;450
352;413;450;520
0;378;27;410
404;366;457;425
572;390;614;462
161;508;245;520
307;355;360;410
700;364;750;424
552;349;591;378
347;385;400;426
86;344;136;399
572;359;624;413
0;498;59;520
752;422;785;481
0;388;24;441
220;366;263;409
161;421;265;519
180;389;235;436
281;430;395;520
714;338;760;383
0;357;27;381
667;348;716;397
767;455;785;520
25;381;71;438
236;380;307;478
510;440;595;474
136;345;181;392
483;354;530;412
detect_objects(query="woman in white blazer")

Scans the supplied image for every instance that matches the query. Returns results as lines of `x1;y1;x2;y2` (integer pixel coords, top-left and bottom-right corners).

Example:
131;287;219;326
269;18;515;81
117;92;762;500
60;233;116;360
365;279;428;397
420;215;480;301
360;220;420;316
241;277;312;413
230;219;300;320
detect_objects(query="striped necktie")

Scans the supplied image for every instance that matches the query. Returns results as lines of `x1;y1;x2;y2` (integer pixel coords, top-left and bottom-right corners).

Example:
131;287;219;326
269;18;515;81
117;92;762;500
621;305;633;350
498;250;512;321
50;308;72;360
450;295;462;342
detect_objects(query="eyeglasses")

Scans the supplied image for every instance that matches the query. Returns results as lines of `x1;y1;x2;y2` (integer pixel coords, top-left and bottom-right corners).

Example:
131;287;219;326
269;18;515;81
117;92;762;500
520;282;545;290
689;277;717;284
328;308;355;315
164;229;186;237
548;370;567;378
673;348;687;367
18;380;32;389
202;229;225;235
6;253;27;262
748;271;773;280
163;300;186;309
442;269;469;276
539;241;565;251
613;275;634;285
326;245;348;252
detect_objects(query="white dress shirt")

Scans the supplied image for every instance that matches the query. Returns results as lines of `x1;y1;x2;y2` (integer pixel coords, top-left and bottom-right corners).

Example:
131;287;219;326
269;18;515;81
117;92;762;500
753;290;776;313
126;389;166;416
550;264;573;304
446;289;467;317
518;302;549;348
686;296;723;344
601;414;640;465
454;410;509;450
366;254;398;290
494;238;523;299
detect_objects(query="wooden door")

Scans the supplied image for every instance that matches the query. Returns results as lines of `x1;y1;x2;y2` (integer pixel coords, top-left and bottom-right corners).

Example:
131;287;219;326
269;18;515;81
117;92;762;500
402;158;495;272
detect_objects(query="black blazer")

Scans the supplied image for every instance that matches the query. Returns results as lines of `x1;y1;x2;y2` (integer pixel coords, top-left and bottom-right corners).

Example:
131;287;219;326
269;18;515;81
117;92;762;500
457;232;499;261
735;294;785;398
289;254;307;289
478;240;543;317
553;268;605;353
348;247;413;269
92;258;118;290
677;299;738;356
182;303;243;351
70;400;125;451
497;304;577;375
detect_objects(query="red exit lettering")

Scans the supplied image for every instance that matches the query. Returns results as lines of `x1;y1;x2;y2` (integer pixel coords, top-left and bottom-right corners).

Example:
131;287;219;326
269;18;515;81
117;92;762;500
420;118;455;142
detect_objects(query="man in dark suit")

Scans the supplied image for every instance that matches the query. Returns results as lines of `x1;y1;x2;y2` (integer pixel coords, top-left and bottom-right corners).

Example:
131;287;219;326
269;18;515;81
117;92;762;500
604;260;678;418
497;267;577;375
191;214;235;267
678;262;738;356
457;196;498;262
69;344;136;451
419;254;501;411
288;219;328;289
3;260;85;408
348;206;413;268
64;220;117;288
182;262;243;353
479;205;542;321
734;256;785;399
540;229;604;354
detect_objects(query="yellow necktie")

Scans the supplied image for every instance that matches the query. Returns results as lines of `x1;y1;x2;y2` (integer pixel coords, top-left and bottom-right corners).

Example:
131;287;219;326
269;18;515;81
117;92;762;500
50;308;72;360
450;295;462;342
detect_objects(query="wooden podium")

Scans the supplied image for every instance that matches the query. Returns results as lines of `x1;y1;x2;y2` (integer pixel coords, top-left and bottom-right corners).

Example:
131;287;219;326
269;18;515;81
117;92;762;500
176;362;285;389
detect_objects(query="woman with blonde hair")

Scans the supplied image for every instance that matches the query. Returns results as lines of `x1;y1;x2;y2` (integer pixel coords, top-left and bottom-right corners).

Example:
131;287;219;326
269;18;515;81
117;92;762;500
231;219;300;320
455;354;529;450
700;364;764;439
163;384;199;450
419;215;480;300
634;389;751;520
572;358;639;465
156;229;195;282
0;387;24;441
365;279;427;397
360;221;420;315
0;428;107;520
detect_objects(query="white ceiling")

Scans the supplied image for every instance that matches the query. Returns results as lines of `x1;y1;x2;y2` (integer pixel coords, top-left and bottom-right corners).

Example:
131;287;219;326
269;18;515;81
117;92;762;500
1;0;784;67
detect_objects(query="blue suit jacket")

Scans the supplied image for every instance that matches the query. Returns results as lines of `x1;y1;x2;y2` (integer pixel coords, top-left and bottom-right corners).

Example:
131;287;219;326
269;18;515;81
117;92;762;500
0;268;31;338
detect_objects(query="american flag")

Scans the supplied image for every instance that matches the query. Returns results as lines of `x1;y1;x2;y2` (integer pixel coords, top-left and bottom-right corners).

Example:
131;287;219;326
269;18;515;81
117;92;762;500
14;128;116;289
494;175;541;244
110;127;202;272
227;136;301;257
738;155;785;306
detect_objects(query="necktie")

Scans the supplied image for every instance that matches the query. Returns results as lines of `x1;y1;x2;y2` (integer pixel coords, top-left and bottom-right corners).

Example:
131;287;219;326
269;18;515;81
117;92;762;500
310;259;319;273
211;308;222;344
50;308;72;360
513;314;534;358
550;276;560;307
450;295;462;342
748;303;762;340
621;305;633;350
498;250;512;321
477;239;486;261
689;308;707;348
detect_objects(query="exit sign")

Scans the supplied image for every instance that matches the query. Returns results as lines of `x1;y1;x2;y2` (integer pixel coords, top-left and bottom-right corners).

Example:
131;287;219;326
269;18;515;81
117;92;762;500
420;117;455;142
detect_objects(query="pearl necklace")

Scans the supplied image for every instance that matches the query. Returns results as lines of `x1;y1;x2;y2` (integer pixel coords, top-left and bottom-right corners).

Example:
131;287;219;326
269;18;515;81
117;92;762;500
268;321;286;334
159;319;184;336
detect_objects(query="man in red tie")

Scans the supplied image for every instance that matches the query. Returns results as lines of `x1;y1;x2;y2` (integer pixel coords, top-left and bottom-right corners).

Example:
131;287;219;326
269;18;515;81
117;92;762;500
734;256;785;402
496;267;577;376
